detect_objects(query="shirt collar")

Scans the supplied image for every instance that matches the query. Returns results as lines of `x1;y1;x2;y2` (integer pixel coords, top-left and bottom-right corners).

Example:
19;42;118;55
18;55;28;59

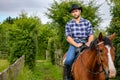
71;17;84;23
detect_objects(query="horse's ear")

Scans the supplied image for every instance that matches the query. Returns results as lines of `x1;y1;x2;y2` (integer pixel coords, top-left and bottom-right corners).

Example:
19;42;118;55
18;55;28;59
108;33;116;41
98;32;103;41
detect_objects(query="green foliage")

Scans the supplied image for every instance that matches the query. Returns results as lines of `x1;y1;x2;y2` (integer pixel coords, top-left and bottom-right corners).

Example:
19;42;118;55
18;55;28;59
46;23;63;64
46;0;102;53
94;28;107;38
7;13;41;69
0;23;10;57
18;61;62;80
46;0;101;27
110;0;120;18
47;38;55;64
37;24;54;59
0;12;58;69
106;0;120;79
3;16;14;24
17;67;29;80
0;60;9;72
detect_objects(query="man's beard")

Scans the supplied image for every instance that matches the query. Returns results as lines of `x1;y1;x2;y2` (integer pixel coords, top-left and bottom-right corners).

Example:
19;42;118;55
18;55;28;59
74;15;80;19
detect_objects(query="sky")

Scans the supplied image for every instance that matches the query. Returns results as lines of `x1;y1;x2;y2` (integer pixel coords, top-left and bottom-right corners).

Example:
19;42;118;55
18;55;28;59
0;0;111;29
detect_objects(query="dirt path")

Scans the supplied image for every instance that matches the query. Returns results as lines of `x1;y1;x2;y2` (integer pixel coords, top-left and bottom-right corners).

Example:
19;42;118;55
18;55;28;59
36;60;46;62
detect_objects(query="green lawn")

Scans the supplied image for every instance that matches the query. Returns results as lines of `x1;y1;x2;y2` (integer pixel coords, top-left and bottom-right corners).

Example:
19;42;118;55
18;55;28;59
0;60;9;72
18;60;62;80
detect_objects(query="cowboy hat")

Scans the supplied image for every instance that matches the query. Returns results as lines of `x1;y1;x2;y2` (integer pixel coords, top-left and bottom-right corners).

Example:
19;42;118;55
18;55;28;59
69;4;82;13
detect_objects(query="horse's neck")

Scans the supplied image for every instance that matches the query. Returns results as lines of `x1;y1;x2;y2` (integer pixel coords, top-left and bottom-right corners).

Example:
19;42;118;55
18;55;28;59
82;49;99;71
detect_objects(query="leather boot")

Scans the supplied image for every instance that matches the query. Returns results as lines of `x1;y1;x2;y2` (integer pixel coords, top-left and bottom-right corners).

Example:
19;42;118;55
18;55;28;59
63;64;72;80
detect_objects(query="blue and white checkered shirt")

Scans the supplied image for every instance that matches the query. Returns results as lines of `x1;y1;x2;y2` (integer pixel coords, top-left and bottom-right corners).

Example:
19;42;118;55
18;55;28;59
65;17;94;40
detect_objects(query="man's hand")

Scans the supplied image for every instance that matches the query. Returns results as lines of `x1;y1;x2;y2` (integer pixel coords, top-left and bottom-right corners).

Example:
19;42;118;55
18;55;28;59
86;34;94;47
85;42;90;47
66;36;83;48
75;43;83;48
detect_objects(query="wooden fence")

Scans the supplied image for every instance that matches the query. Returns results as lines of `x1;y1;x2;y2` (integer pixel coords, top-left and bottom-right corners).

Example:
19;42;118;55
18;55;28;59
0;55;25;80
55;49;63;66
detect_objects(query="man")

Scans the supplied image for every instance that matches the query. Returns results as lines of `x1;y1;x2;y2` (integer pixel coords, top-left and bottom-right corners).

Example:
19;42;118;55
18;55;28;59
63;4;94;80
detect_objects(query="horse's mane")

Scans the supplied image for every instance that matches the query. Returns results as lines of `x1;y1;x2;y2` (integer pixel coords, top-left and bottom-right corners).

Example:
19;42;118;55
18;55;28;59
90;36;112;50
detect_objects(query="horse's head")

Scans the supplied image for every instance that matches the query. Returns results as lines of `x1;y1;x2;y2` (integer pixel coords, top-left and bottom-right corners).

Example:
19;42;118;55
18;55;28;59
90;32;116;79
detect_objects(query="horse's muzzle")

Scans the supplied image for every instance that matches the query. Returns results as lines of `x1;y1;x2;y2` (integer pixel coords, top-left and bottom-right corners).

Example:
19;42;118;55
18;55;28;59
109;69;116;78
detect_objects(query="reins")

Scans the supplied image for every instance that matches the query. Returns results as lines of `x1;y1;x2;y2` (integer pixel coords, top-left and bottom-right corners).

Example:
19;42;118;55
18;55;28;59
80;54;104;75
96;42;110;80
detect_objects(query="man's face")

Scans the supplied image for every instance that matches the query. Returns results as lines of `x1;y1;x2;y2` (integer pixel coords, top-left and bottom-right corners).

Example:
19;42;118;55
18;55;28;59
71;9;81;19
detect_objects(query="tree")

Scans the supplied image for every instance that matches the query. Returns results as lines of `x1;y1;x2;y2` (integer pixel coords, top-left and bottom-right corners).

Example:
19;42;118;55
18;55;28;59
0;16;15;58
47;23;62;64
8;13;41;69
46;0;102;53
3;16;14;24
0;12;60;67
0;23;10;59
37;24;54;59
106;0;120;79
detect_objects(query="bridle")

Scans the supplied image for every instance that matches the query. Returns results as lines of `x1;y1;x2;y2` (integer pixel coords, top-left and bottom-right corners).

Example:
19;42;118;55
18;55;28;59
80;41;109;80
96;41;109;80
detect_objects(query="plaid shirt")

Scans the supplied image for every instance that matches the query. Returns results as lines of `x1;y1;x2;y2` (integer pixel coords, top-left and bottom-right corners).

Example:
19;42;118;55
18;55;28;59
65;17;94;40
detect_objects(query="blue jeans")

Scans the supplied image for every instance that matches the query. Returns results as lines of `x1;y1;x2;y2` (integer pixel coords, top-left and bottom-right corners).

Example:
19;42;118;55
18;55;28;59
65;45;76;66
64;39;87;67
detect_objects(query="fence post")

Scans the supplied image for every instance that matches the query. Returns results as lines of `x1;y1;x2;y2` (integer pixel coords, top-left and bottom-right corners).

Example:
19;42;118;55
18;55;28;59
46;50;49;60
0;55;25;80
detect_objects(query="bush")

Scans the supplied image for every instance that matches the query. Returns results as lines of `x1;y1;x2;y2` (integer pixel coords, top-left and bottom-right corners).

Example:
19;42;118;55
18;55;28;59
8;14;40;69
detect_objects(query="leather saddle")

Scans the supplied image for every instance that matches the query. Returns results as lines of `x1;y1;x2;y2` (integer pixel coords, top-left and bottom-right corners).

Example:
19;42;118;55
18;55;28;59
75;44;88;58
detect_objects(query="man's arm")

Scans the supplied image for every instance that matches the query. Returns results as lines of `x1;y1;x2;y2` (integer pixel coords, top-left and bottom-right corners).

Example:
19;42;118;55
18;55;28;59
66;36;82;48
86;34;94;47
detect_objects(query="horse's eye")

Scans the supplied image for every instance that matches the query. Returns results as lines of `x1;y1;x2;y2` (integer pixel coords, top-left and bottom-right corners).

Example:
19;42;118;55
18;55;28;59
99;50;103;53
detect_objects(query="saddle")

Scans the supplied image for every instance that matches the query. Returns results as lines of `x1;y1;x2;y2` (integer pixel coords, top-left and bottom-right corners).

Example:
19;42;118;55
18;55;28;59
75;44;88;58
70;44;88;80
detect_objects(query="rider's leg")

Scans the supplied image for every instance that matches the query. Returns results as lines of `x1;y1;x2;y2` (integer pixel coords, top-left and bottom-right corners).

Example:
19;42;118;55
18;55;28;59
63;45;76;80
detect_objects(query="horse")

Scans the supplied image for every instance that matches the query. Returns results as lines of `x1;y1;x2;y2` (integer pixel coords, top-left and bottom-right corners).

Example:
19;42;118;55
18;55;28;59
63;33;116;80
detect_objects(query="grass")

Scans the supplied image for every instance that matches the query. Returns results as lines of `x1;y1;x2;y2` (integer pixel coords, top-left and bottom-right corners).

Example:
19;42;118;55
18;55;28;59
0;59;9;72
18;60;62;80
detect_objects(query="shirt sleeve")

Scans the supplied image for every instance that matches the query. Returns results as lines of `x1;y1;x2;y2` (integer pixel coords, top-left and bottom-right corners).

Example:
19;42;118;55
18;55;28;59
65;23;72;37
87;21;94;36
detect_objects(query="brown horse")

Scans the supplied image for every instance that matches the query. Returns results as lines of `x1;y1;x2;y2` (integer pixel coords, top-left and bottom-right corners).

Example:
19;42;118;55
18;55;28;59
63;33;116;80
